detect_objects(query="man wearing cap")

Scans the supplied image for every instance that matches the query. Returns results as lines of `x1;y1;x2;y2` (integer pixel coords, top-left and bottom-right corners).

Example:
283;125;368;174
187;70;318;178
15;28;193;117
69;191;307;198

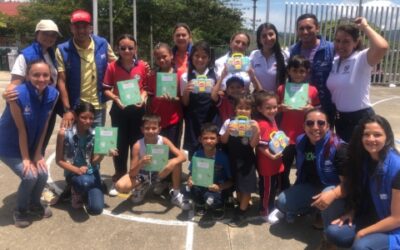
56;9;117;128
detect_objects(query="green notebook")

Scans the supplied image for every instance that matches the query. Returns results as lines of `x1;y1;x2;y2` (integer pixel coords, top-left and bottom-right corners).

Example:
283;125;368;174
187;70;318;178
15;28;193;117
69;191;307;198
191;156;215;188
284;82;309;110
94;127;118;155
117;79;142;106
145;144;169;172
156;72;177;98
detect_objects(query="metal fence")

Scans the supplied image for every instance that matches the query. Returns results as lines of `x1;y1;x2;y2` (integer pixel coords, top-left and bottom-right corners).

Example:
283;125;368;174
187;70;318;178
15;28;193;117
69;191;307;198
282;2;400;85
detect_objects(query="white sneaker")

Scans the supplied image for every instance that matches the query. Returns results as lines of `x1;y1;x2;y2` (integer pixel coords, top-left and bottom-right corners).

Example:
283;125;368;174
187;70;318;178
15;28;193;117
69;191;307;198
108;183;119;197
131;179;150;204
267;209;284;225
170;190;191;210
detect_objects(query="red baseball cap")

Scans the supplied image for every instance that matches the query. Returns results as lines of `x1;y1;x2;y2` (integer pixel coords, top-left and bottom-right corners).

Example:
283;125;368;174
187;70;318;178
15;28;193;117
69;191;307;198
70;10;91;24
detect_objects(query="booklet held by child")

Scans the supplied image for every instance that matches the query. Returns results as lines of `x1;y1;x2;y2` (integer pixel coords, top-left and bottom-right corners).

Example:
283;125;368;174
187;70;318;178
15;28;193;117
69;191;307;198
191;156;215;188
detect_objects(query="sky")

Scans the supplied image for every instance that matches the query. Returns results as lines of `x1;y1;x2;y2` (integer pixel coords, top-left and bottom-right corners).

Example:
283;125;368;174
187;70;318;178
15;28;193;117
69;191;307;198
235;0;400;30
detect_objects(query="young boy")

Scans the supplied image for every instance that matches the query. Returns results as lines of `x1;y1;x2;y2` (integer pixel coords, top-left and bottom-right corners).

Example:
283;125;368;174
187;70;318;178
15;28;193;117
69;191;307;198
187;123;233;219
115;114;188;209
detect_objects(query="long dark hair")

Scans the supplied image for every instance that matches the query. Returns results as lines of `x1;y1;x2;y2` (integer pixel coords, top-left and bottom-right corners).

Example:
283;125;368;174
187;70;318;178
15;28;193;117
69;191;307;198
256;23;286;85
74;101;95;116
344;115;396;212
335;21;363;51
187;40;214;74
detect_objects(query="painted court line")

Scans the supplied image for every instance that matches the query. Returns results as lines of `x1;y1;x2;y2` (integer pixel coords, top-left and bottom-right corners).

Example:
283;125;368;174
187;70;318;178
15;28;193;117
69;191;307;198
371;96;400;106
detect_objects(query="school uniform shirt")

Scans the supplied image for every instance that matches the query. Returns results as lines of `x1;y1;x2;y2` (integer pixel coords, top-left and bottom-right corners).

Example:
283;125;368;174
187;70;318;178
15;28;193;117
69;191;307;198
277;83;320;144
326;49;372;112
214;52;251;91
216;95;235;123
249;49;289;91
147;70;183;128
103;59;148;97
256;117;284;176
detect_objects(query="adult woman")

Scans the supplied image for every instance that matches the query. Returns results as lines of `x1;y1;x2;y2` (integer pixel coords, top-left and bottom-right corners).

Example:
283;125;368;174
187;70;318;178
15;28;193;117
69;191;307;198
3;20;61;154
290;14;335;124
326;115;400;250
271;109;346;233
103;34;148;195
249;22;287;91
326;17;389;142
214;32;252;90
172;23;192;76
0;60;59;228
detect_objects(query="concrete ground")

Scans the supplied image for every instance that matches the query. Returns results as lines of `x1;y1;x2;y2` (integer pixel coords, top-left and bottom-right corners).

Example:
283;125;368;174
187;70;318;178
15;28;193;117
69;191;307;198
0;70;399;250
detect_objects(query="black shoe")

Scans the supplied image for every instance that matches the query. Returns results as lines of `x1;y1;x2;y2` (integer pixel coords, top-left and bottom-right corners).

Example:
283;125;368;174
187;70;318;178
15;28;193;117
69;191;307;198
228;209;248;228
195;204;206;216
58;185;72;203
212;207;225;220
13;210;31;228
29;205;53;219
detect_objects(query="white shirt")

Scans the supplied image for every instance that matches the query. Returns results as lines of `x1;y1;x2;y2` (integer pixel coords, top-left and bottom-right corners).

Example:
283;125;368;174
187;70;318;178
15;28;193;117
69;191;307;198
214;52;250;91
249;49;289;91
326;49;372;112
11;53;58;86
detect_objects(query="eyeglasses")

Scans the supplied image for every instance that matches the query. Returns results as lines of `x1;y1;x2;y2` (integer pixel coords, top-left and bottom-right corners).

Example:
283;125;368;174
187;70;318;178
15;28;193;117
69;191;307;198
119;46;135;51
305;120;326;127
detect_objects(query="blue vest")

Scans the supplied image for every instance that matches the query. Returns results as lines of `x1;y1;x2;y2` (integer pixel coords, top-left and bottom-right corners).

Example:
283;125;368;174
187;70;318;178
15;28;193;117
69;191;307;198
0;82;58;158
295;131;341;186
22;41;57;70
57;35;108;109
290;37;335;112
366;149;400;249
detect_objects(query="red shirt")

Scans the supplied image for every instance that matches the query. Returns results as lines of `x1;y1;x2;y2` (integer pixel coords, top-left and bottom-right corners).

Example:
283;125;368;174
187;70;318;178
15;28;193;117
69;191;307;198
217;95;235;122
103;60;148;96
147;70;183;128
277;83;320;144
256;117;284;176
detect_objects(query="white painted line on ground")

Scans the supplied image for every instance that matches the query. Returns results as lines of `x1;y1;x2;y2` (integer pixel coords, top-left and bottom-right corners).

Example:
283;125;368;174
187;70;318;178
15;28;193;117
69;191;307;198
371;96;400;107
185;222;194;250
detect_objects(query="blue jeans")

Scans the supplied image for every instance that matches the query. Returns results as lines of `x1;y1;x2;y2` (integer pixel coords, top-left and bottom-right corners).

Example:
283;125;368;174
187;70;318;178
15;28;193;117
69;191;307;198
187;186;223;209
276;183;345;230
326;224;389;249
93;108;106;127
1;156;48;212
70;169;104;215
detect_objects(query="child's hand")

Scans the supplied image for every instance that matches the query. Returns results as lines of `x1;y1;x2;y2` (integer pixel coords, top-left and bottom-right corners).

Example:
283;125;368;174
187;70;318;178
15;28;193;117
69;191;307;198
227;123;237;135
183;82;195;94
78;166;88;175
208;184;221;192
115;97;126;110
108;148;119;157
221;66;228;79
187;177;193;188
250;120;260;134
300;103;313;111
247;66;255;79
140;155;152;166
280;103;291;112
272;151;283;160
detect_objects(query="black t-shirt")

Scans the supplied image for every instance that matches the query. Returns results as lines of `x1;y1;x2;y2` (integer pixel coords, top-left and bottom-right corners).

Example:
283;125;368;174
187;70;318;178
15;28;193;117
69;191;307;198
303;140;322;187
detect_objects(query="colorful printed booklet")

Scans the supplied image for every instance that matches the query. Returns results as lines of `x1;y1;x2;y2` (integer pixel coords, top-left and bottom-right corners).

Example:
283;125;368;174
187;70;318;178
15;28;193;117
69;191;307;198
191;156;215;188
269;130;289;154
284;82;309;109
192;75;213;93
94;127;118;155
145;144;169;172
117;79;142;106
226;52;250;73
156;72;177;98
229;115;253;137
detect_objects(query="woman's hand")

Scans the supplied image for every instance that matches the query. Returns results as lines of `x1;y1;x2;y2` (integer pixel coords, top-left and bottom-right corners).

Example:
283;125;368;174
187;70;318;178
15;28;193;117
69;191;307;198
354;17;369;31
77;166;88;175
331;211;354;226
311;189;337;210
355;229;367;240
2;89;19;102
35;157;48;174
22;159;37;177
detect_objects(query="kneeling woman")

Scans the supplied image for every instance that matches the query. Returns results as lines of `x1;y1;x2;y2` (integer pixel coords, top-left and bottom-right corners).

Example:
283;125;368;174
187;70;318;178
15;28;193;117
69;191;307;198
272;108;347;231
326;115;400;250
0;60;59;227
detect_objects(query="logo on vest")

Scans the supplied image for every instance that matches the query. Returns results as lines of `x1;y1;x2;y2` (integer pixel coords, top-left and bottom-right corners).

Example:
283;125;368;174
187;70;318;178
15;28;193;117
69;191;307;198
101;53;106;59
23;105;32;115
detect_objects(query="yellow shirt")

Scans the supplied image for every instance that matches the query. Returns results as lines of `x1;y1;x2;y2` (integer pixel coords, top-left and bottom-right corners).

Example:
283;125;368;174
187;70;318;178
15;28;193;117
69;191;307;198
56;38;116;109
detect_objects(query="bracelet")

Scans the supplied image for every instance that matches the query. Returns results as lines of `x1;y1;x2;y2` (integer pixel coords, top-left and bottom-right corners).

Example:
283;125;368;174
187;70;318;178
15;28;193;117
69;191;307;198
63;107;72;113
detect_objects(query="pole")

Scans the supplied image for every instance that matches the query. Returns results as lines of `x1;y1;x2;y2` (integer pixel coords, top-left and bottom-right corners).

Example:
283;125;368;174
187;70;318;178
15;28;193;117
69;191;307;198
109;0;113;47
133;0;137;40
266;0;270;23
93;0;98;35
358;0;363;16
252;0;257;32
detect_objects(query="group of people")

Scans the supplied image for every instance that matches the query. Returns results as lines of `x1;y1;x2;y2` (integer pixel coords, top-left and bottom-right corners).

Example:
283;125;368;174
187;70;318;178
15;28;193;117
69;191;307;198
0;8;399;250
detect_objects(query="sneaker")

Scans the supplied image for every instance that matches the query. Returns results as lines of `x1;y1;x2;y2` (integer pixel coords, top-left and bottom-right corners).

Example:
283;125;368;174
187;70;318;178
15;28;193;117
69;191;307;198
131;179;151;204
153;179;169;195
71;187;84;209
29;205;52;219
13;210;31;228
195;204;206;216
170;190;191;210
228;209;248;228
58;185;72;203
41;187;59;205
212;207;225;220
267;208;284;225
108;183;119;197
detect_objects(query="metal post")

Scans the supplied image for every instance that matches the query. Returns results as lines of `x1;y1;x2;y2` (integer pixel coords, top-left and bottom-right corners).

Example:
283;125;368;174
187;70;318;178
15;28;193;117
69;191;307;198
358;0;363;16
266;0;270;22
133;0;137;40
93;0;98;35
252;0;257;32
109;0;113;47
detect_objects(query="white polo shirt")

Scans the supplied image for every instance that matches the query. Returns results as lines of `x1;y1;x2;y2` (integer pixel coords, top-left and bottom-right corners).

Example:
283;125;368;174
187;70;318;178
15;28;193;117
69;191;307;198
326;49;372;112
249;49;289;91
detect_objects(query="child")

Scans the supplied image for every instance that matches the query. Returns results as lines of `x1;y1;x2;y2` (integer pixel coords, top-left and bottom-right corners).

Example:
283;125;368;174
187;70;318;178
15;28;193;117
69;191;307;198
181;40;218;159
103;34;148;196
254;91;284;223
115;114;188;209
187;123;233;220
276;55;319;191
146;42;184;195
56;102;116;215
220;94;260;227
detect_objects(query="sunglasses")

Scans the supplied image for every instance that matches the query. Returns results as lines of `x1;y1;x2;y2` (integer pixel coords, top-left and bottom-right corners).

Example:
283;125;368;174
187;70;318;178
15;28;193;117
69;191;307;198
305;120;326;127
119;46;135;51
